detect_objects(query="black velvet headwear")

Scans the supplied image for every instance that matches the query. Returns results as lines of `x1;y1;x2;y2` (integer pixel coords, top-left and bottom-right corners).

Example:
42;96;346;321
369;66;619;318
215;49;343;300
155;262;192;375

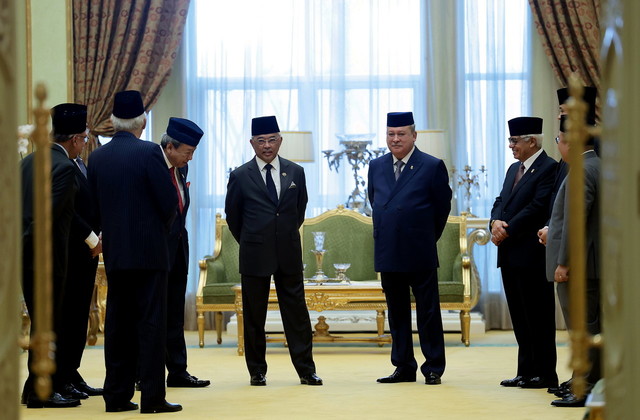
386;112;414;127
251;116;280;136
167;117;203;147
556;86;597;125
51;103;87;135
112;90;145;119
508;117;543;136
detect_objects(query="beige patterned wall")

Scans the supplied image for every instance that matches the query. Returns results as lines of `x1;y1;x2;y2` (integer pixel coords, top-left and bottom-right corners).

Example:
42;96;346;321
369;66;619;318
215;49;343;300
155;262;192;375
0;0;22;417
600;0;640;418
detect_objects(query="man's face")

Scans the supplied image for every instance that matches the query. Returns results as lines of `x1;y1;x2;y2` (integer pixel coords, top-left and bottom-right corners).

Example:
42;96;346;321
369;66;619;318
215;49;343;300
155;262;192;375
250;132;282;163
557;103;567;120
557;131;570;162
166;142;196;168
508;135;536;162
69;130;88;159
386;126;416;159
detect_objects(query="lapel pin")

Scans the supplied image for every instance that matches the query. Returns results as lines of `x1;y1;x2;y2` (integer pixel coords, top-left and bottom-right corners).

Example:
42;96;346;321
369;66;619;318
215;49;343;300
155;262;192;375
410;165;414;170
282;172;287;177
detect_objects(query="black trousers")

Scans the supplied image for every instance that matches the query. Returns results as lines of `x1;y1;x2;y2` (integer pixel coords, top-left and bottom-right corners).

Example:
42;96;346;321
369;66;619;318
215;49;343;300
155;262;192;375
501;265;557;380
55;251;98;385
21;268;67;399
381;270;445;377
166;249;188;377
21;234;70;399
241;270;315;377
103;269;167;408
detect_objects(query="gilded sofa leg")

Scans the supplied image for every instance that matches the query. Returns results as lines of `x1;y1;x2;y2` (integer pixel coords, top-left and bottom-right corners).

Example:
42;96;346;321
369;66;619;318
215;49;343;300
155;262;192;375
460;310;471;346
237;310;244;356
197;310;205;348
215;311;223;344
376;309;386;346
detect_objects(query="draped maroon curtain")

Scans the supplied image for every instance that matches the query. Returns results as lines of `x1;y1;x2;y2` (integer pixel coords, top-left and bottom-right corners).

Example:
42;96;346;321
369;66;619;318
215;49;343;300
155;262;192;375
528;0;600;90
73;0;191;154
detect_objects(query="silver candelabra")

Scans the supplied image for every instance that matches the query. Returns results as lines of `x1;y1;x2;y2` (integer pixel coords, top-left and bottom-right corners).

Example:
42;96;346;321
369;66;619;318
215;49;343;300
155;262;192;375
322;134;386;215
451;165;487;216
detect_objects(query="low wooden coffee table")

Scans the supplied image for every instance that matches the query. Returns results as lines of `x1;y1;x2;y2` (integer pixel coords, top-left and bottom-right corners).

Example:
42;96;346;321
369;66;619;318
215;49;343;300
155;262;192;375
231;282;391;355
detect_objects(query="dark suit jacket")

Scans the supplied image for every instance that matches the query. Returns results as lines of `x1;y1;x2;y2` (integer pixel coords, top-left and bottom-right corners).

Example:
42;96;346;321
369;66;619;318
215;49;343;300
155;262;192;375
225;156;308;277
21;143;77;280
87;131;177;274
546;150;600;281
68;161;99;261
168;165;190;270
367;147;452;272
546;158;568;225
491;150;557;268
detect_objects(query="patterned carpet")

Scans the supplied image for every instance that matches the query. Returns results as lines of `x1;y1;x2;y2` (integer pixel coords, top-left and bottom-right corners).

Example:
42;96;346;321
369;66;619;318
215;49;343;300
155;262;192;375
19;330;587;420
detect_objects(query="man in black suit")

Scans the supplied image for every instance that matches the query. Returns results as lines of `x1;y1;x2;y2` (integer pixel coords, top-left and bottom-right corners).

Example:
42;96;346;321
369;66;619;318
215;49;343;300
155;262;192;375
53;106;104;402
20;103;85;408
159;117;210;388
491;117;558;389
368;112;452;385
88;90;181;413
225;115;322;387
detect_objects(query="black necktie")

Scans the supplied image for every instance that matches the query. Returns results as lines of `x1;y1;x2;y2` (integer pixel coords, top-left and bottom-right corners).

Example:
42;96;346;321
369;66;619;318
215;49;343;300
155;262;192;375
75;157;88;178
264;163;278;204
394;160;405;181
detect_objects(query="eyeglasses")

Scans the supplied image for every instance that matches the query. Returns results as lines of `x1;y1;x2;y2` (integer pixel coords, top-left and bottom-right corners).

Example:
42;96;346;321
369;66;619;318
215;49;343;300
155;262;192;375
253;136;281;146
508;136;531;145
74;133;89;143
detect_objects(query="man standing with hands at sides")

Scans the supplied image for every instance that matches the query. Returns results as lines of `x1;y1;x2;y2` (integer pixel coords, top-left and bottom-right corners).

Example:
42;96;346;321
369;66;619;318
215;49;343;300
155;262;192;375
545;115;601;408
368;112;452;385
159;117;211;388
491;117;558;389
20;103;85;408
225;115;322;387
88;91;181;413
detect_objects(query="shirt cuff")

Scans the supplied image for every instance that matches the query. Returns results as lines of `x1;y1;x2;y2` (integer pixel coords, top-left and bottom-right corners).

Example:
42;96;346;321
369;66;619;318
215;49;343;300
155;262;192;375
85;231;99;249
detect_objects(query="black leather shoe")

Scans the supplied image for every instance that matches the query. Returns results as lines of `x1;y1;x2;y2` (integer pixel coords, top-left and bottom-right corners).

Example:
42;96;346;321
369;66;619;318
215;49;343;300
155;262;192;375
554;388;573;398
26;392;81;408
518;376;558;389
500;376;526;387
424;372;442;385
167;374;211;388
551;393;587;407
300;373;323;386
548;378;571;394
377;369;416;383
140;401;183;413
106;401;139;412
250;373;267;386
73;381;103;396
59;383;89;400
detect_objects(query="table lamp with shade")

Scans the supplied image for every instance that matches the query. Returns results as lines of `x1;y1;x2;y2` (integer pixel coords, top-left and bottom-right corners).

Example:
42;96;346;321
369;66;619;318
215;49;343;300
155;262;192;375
278;131;314;162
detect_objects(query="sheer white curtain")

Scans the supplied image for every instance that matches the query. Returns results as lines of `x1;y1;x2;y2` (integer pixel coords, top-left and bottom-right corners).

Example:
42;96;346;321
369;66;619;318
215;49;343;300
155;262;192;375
426;0;532;329
182;0;427;328
180;0;535;331
459;0;532;329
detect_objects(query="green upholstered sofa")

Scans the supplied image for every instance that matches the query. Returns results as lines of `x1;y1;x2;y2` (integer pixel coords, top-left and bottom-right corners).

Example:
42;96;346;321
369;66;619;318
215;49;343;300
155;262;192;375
196;206;486;347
